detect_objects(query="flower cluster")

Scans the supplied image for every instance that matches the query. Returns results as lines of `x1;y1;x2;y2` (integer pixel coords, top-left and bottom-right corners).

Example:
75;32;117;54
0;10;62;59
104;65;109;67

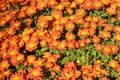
0;0;120;79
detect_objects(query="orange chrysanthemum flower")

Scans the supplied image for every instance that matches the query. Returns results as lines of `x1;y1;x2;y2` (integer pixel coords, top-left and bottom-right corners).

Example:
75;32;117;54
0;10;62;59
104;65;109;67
67;41;76;49
34;58;44;67
65;32;76;41
114;34;120;43
100;30;111;40
108;60;118;69
26;6;37;16
102;45;111;55
27;67;43;80
25;40;38;52
52;10;62;19
78;29;89;37
79;40;86;48
10;73;24;80
57;40;67;50
92;36;101;44
76;8;86;17
110;45;119;54
65;21;75;31
93;0;103;10
114;26;120;34
82;0;93;10
25;55;36;65
52;65;61;72
0;60;10;70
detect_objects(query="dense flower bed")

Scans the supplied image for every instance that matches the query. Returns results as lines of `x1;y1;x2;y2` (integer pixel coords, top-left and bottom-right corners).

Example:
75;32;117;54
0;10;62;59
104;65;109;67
0;0;120;80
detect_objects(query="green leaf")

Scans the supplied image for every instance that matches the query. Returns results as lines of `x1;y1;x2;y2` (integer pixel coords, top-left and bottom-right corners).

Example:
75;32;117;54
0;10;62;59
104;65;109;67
61;57;69;65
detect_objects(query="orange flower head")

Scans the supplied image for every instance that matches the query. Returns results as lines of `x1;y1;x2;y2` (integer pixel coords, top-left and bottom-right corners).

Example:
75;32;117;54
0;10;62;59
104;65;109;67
76;8;86;17
52;10;62;19
43;52;52;59
26;6;37;16
10;73;24;80
0;60;10;70
26;55;36;65
25;40;38;52
53;65;61;72
100;30;111;40
74;0;85;4
95;44;103;51
110;45;119;54
83;0;93;10
114;26;120;34
67;41;76;49
57;40;67;50
102;45;111;55
93;0;103;10
65;21;75;31
65;32;75;41
92;36;101;44
34;58;43;67
27;67;43;80
78;29;89;37
109;60;118;68
79;40;86;47
114;34;120;43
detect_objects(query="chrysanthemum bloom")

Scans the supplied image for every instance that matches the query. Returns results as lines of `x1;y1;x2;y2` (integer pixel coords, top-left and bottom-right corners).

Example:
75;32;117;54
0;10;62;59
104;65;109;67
86;38;91;45
17;11;26;18
65;21;75;31
52;10;62;19
82;22;89;29
26;6;37;16
3;70;11;78
58;62;81;80
10;72;25;80
102;45;111;55
37;16;48;28
36;0;46;10
10;20;21;30
114;34;120;43
65;32;76;41
48;40;59;49
0;60;10;71
110;45;119;54
78;29;89;38
27;67;43;80
43;52;52;59
90;22;97;29
67;40;76;49
8;48;19;57
93;0;103;10
10;53;24;67
57;40;67;50
76;8;86;17
50;30;61;40
25;55;36;65
44;61;53;69
25;40;38;52
114;26;120;34
92;36;101;44
100;30;111;40
104;24;113;31
106;7;116;16
34;58;44;67
74;0;85;4
40;39;48;47
95;44;103;51
55;3;65;11
82;0;93;10
52;65;61;72
108;60;118;69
